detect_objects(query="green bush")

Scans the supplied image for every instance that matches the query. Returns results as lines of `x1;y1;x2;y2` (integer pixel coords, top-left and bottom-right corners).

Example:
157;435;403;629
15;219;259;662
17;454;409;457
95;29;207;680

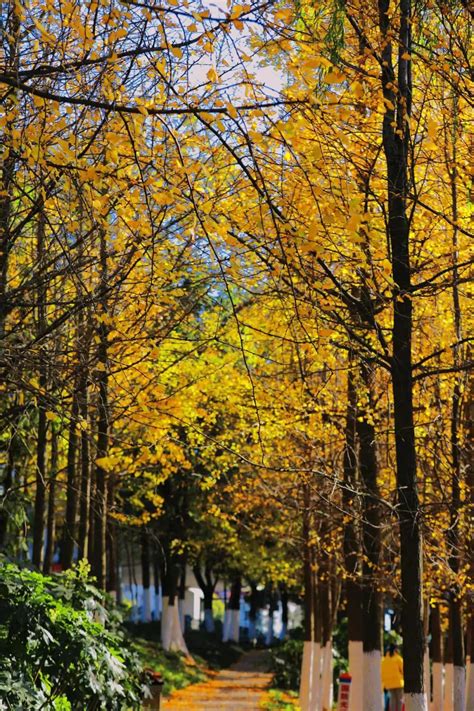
270;638;303;690
0;561;144;709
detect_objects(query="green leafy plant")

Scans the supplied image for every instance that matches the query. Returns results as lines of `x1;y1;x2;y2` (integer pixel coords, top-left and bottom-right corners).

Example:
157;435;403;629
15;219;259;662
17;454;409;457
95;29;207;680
270;639;303;691
0;562;144;709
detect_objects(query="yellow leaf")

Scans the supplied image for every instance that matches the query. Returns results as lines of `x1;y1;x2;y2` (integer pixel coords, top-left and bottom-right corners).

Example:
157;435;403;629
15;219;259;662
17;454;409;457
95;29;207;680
227;103;238;119
207;67;219;83
324;70;345;84
170;46;183;59
45;411;56;421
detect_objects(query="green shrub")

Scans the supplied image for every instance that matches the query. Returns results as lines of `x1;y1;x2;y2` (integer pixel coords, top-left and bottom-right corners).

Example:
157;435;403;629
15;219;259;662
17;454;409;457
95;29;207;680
270;638;303;691
0;561;144;709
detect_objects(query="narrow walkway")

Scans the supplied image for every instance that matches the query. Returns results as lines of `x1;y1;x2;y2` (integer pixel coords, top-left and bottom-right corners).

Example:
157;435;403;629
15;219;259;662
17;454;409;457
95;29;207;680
161;650;273;710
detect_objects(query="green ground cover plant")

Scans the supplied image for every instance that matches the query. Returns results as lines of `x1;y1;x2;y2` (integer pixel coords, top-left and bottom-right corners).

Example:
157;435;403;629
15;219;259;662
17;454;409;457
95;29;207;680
0;562;143;709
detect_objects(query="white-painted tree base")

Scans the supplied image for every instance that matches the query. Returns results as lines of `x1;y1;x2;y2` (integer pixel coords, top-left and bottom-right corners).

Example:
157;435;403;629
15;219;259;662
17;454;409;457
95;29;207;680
432;661;443;711
204;608;215;633
299;641;322;711
453;665;465;711
142;587;151;623
424;649;431;711
161;599;189;655
321;641;333;711
348;640;363;711
311;642;322;711
445;662;454;711
222;609;231;642
465;661;474;711
266;613;274;646
178;599;185;633
363;649;382;711
248;617;257;642
155;590;161;620
405;693;428;711
230;608;240;643
299;641;313;711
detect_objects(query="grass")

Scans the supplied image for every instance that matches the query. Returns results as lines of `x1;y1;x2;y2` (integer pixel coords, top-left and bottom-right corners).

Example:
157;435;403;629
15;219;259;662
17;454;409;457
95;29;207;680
132;636;208;696
127;621;244;697
260;689;300;710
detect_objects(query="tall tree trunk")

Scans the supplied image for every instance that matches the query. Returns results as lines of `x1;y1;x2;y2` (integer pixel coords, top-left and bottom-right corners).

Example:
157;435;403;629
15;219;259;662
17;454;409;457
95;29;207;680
342;361;364;711
92;231;109;588
378;1;426;706
106;476;117;598
444;627;454;711
465;383;474;711
194;563;217;633
0;0;19;339
141;529;151;622
430;605;443;711
300;482;316;711
43;428;58;574
178;562;187;633
358;363;383;711
61;389;79;569
77;370;91;561
319;571;333;711
225;576;241;644
32;209;48;569
161;550;189;654
447;97;465;711
0;431;17;550
280;584;289;640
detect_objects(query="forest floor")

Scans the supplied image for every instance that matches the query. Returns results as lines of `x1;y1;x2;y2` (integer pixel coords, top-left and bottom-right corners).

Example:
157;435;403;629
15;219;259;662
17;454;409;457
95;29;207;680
160;649;283;710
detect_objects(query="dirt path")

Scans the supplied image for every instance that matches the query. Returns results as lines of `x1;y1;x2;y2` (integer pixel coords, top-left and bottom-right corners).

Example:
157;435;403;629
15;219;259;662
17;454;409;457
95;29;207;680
161;649;273;710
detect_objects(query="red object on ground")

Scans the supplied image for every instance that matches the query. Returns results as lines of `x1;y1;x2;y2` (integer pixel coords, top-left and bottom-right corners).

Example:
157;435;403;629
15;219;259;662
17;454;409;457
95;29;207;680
338;673;352;711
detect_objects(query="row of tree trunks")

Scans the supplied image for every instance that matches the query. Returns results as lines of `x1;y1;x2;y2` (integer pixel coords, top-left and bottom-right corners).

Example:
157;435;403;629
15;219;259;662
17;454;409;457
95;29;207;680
299;481;341;711
40;226;113;583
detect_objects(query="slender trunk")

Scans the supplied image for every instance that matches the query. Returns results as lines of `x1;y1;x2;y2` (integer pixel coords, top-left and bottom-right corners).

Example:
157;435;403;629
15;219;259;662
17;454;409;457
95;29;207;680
445;629;454;711
466;614;474;711
178;562;186;632
0;1;19;338
378;0;425;705
106;477;117;597
343;361;364;711
227;576;241;643
61;390;79;569
161;553;189;654
312;568;322;711
447;100;465;711
266;586;277;645
153;551;161;620
358;363;383;711
0;433;16;549
300;483;315;711
280;585;289;640
466;384;474;711
32;209;48;570
194;563;216;633
92;231;109;588
320;573;333;711
430;605;443;711
141;529;151;622
77;371;91;560
43;428;59;574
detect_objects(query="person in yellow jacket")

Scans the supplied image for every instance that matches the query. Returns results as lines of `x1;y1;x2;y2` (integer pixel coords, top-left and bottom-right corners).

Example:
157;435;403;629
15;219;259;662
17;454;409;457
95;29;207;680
381;644;404;711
